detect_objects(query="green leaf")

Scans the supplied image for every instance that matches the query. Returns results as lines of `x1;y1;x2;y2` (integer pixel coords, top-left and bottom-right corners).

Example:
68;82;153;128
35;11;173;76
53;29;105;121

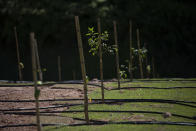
86;75;89;83
86;33;91;36
88;27;94;31
42;68;47;72
19;62;24;69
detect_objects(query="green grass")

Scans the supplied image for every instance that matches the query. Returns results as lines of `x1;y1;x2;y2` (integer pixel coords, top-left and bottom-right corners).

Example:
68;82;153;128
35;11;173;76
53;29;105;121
44;124;196;131
105;80;196;88
90;88;196;101
43;79;196;131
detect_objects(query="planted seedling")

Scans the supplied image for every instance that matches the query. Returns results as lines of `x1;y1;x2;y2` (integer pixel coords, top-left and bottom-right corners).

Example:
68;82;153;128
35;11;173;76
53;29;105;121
86;23;116;102
120;64;128;80
132;47;148;61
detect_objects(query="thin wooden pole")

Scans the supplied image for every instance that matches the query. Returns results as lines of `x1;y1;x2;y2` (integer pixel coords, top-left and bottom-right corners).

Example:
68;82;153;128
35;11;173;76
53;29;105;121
152;56;156;78
113;21;121;89
74;16;89;123
129;20;133;81
34;39;43;81
58;56;62;81
143;43;149;78
145;56;150;78
97;18;104;103
72;70;76;80
14;26;23;81
30;32;41;131
136;29;144;79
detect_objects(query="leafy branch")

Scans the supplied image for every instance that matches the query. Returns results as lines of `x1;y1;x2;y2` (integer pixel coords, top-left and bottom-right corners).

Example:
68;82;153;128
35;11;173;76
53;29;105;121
132;46;148;61
86;27;116;56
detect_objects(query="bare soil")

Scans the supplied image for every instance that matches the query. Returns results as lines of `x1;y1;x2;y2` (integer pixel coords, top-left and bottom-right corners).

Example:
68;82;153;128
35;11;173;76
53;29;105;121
0;84;96;131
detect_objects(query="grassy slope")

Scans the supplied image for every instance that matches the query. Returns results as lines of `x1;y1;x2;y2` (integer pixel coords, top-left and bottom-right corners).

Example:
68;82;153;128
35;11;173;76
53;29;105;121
44;79;196;131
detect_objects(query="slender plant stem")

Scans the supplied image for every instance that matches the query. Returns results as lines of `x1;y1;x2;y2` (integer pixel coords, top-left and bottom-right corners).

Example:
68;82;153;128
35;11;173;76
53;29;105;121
97;18;104;103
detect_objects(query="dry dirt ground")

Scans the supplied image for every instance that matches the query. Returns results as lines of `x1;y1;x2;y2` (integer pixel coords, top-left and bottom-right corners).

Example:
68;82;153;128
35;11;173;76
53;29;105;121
0;83;97;131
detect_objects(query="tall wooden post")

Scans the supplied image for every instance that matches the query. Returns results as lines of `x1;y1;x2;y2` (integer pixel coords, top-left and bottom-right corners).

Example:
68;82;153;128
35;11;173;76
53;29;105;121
129;20;133;81
34;39;43;81
30;32;41;131
97;18;104;102
136;29;144;79
14;26;23;81
145;55;150;78
58;56;62;81
113;21;121;89
143;43;148;78
152;56;156;78
72;70;76;80
74;16;89;123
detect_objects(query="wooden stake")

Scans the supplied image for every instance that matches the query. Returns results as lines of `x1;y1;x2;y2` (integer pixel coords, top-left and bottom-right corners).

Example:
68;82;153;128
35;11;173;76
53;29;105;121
136;29;144;79
74;16;89;123
14;26;23;81
145;55;150;78
129;20;133;81
144;43;149;78
58;56;62;81
30;32;41;131
72;70;76;80
113;21;121;89
152;56;156;78
97;18;104;103
34;39;43;81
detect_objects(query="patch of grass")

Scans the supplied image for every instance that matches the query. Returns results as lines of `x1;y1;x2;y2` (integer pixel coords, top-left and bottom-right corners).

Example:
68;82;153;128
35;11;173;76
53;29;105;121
44;124;196;131
105;81;196;88
43;80;196;131
90;88;196;101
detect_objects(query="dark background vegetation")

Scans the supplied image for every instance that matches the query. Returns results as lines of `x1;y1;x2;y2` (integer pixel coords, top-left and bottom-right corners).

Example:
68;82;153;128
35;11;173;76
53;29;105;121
0;0;196;81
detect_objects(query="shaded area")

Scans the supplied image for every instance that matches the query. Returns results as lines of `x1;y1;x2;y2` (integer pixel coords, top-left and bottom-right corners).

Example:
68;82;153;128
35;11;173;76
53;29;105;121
0;0;196;80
